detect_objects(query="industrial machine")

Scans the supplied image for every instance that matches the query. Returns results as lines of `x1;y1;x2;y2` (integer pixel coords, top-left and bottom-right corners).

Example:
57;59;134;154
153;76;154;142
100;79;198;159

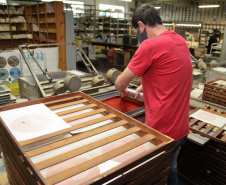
18;42;110;100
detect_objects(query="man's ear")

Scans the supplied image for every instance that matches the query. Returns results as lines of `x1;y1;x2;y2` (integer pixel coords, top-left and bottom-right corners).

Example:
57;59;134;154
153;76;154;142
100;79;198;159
138;21;145;33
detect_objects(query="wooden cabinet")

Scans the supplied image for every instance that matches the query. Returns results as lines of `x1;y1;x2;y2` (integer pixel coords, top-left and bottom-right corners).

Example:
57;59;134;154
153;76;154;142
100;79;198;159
0;5;30;49
24;1;66;71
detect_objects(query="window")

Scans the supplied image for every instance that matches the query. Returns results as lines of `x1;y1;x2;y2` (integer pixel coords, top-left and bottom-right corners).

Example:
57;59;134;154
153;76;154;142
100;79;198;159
99;4;124;18
71;2;85;16
0;0;6;5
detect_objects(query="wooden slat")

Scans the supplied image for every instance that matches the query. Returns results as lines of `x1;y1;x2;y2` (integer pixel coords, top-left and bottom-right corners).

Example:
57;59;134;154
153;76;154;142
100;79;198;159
202;125;215;134
46;134;156;185
63;108;106;122
189;118;199;127
56;104;97;116
221;134;226;142
195;122;207;130
35;127;142;170
19;114;117;147
48;99;89;110
211;124;226;138
26;120;129;157
44;95;83;106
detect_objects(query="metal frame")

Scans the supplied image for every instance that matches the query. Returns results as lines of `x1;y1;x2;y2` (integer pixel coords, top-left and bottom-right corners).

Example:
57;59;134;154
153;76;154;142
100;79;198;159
18;42;104;98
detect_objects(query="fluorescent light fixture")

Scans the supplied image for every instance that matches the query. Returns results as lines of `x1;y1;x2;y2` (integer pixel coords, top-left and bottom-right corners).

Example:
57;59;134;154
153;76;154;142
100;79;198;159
41;0;54;2
163;23;173;26
198;5;220;8
154;6;161;9
176;23;201;27
120;0;132;1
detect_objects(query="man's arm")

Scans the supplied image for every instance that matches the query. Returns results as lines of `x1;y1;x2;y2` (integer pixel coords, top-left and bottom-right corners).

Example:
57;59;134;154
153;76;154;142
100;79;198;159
115;67;136;95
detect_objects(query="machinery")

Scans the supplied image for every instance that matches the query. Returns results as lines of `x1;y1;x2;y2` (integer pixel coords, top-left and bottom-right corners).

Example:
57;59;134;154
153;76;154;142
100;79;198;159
18;42;110;100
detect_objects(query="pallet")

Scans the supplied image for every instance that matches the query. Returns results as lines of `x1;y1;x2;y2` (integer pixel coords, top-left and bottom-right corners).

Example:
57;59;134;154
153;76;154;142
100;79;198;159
202;79;226;107
0;92;173;185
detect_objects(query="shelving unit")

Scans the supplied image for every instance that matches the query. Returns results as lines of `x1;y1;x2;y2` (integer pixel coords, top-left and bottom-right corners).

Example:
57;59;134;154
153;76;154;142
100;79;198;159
0;5;30;49
95;10;132;38
74;5;96;40
74;8;132;40
24;1;66;71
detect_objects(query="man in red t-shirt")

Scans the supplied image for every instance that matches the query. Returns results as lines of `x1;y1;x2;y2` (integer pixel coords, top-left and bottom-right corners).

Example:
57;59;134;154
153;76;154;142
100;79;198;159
115;4;192;185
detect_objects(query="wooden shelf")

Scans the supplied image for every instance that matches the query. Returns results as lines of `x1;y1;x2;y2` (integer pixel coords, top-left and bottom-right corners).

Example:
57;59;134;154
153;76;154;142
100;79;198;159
24;1;66;71
0;5;29;49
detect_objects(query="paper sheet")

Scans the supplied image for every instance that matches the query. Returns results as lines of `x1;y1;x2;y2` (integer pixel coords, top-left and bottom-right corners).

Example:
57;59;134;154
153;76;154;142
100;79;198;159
190;109;226;128
0;103;71;142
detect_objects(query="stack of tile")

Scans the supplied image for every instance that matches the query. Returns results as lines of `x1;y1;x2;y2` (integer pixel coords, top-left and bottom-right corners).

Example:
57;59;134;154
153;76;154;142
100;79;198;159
0;85;16;106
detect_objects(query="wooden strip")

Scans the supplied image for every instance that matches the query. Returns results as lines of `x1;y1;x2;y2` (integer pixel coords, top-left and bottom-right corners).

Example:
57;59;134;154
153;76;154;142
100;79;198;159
19;114;117;147
46;134;156;185
189;118;199;127
48;99;89;110
56;104;97;116
44;95;83;106
63;108;106;122
202;125;215;134
211;124;226;138
194;122;207;130
36;127;142;170
26;120;129;157
221;134;226;142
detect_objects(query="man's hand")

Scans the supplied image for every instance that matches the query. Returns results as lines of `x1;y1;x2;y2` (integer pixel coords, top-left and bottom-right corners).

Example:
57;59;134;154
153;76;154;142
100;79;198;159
135;85;143;99
115;67;136;94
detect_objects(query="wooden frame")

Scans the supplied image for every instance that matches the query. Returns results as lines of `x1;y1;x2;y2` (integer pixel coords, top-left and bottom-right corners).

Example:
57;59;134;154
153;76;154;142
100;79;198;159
0;92;173;185
202;79;226;107
189;106;226;144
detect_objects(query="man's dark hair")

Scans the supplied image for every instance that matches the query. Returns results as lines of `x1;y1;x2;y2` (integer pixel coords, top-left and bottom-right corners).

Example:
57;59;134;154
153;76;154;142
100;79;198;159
131;4;162;28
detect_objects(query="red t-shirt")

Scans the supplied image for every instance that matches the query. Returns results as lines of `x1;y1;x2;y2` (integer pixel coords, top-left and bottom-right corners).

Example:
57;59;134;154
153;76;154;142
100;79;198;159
128;30;192;141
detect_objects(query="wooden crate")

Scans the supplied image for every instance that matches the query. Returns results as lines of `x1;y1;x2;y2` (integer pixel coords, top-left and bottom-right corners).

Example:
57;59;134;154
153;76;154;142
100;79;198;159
178;106;226;185
114;52;130;67
0;92;173;185
202;79;226;107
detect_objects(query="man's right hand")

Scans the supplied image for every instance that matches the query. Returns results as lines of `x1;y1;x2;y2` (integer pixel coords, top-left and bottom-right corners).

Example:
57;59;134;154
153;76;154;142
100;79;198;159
135;85;143;99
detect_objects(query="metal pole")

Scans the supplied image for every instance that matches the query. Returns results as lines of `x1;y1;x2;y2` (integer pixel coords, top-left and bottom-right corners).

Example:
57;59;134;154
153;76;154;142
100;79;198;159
25;44;52;82
18;45;46;97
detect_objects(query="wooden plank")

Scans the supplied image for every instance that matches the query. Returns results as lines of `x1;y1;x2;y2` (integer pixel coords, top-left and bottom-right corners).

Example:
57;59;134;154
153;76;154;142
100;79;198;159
48;99;89;110
35;127;142;170
108;152;171;185
46;134;156;184
56;103;97;116
78;92;173;143
63;108;106;122
44;95;83;106
211;124;226;138
202;125;215;134
194;122;207;130
221;134;226;142
189;118;199;127
26;120;129;157
19;114;117;147
55;1;66;71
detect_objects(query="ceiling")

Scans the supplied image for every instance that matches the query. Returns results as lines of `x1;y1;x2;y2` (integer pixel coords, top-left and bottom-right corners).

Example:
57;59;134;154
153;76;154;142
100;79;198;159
6;0;226;6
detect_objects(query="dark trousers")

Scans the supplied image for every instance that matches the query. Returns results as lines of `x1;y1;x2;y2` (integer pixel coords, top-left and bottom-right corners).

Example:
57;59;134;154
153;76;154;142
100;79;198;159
167;135;187;185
